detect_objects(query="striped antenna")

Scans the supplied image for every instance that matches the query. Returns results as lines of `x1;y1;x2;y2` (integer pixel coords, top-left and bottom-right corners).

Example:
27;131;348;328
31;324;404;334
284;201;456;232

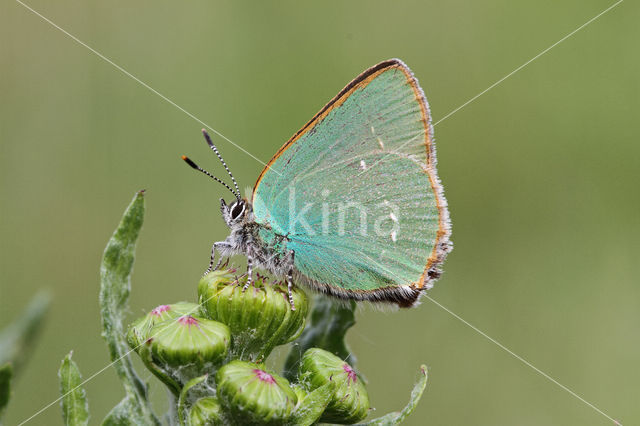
181;155;239;198
201;129;241;199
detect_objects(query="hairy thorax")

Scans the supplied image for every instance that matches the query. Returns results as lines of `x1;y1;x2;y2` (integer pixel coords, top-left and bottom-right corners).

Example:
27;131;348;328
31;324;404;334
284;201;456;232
227;220;291;277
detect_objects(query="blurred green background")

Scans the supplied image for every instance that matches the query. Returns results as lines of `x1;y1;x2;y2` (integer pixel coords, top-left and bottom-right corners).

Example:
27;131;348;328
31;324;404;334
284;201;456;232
1;0;638;424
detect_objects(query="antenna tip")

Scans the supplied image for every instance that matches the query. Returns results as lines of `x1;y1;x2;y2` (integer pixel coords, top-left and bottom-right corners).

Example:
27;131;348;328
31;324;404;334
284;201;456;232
181;155;198;169
201;129;214;146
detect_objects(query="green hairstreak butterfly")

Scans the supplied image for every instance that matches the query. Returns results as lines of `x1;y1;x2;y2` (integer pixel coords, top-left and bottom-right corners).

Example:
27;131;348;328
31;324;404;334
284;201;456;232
183;59;452;310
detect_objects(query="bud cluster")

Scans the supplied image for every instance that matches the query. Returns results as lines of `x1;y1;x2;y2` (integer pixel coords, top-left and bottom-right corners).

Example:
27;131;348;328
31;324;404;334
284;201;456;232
126;269;371;425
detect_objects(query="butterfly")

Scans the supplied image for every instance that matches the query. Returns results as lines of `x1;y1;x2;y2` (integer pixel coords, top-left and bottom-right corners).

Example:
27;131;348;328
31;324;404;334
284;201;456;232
182;59;452;310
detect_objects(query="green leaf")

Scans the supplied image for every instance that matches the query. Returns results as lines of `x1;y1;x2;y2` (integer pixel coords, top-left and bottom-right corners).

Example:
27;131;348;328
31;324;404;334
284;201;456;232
289;383;334;426
102;395;153;426
283;297;357;380
178;375;208;426
99;190;159;425
0;291;49;422
0;291;50;374
58;352;89;426
361;365;428;425
0;363;12;420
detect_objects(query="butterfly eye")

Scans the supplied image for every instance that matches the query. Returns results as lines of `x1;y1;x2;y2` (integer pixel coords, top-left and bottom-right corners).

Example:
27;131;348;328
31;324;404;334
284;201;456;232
230;202;244;220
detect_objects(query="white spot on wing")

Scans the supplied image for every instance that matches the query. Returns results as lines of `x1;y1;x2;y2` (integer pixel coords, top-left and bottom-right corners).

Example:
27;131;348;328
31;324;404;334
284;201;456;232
371;125;385;149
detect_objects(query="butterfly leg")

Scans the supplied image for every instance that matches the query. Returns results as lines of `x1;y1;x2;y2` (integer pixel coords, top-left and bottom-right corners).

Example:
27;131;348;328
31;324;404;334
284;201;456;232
242;256;254;292
204;241;231;276
286;250;296;311
286;268;296;311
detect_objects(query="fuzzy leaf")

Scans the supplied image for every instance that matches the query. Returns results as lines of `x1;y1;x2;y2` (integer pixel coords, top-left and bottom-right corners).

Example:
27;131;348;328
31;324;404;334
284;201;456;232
0;363;12;420
99;191;159;425
102;395;154;426
284;297;356;380
0;291;50;374
58;352;89;426
289;383;334;426
178;375;208;426
361;365;428;425
0;291;49;422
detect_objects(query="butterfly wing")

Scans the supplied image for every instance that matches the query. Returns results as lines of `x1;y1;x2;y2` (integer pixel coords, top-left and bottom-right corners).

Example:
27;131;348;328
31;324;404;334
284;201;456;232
252;59;451;306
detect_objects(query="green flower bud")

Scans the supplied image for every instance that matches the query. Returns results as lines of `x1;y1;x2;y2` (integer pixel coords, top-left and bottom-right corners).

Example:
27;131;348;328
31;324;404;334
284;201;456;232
299;348;370;424
216;360;297;425
198;269;309;361
127;302;202;350
147;315;230;383
150;315;230;366
188;397;223;426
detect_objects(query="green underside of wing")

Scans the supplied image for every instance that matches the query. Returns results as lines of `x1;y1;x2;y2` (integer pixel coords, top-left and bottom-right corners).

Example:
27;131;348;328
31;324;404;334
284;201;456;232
254;66;440;291
286;153;436;291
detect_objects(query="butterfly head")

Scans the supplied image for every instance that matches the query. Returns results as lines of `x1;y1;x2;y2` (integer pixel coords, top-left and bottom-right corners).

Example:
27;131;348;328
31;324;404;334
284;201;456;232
221;198;249;227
